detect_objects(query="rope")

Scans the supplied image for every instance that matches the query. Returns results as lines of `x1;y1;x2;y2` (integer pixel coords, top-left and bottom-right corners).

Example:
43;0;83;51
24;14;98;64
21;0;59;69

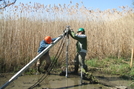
28;35;66;89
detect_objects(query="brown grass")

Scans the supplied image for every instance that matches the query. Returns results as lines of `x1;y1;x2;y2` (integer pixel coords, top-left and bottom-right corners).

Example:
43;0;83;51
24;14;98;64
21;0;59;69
0;2;134;72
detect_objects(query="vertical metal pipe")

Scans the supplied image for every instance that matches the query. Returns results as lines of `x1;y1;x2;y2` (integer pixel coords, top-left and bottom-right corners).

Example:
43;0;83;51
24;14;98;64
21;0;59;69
65;26;70;78
80;66;83;85
65;34;69;78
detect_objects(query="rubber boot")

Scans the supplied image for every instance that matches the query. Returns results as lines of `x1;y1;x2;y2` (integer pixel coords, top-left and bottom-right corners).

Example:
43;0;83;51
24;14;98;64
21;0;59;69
84;65;88;72
43;64;50;75
36;64;41;75
83;65;88;79
71;65;79;75
44;65;49;71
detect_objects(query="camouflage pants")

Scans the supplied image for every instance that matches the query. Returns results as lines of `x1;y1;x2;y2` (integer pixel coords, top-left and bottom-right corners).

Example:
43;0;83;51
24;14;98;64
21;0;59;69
74;52;88;72
36;53;51;72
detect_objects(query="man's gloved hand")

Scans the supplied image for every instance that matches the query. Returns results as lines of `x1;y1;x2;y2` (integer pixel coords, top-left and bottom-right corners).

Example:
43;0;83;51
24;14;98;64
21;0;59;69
63;29;69;36
68;29;73;34
64;29;69;33
63;26;73;36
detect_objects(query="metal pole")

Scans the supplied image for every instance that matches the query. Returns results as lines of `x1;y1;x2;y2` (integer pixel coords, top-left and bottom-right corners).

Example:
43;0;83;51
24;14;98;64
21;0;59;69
65;27;69;78
0;33;66;89
80;66;83;85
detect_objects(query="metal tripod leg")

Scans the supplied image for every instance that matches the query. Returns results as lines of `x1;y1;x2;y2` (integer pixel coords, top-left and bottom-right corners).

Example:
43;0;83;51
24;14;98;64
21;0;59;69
65;27;69;78
80;66;83;85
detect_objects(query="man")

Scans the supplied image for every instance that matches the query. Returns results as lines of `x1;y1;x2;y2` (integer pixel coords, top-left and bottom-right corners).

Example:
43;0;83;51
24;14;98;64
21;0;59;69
69;28;88;74
36;36;56;74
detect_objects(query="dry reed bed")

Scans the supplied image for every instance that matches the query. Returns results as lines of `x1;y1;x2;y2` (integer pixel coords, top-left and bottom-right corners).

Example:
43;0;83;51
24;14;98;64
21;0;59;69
0;2;134;72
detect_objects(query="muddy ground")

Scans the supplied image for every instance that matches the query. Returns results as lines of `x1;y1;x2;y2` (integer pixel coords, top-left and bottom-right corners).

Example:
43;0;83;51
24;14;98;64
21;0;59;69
0;72;133;89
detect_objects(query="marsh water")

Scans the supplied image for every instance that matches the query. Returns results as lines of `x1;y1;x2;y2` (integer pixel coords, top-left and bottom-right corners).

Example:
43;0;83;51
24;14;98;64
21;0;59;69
0;72;133;89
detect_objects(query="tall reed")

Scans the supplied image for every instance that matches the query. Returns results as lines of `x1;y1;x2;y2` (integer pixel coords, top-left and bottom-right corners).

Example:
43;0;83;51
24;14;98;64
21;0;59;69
0;2;133;72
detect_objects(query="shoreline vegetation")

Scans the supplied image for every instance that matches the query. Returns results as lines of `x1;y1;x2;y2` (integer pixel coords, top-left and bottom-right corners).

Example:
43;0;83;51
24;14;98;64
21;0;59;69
0;1;134;79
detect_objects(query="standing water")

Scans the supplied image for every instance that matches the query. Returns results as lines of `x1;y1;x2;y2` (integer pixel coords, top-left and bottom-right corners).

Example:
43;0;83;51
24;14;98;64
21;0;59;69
0;72;132;89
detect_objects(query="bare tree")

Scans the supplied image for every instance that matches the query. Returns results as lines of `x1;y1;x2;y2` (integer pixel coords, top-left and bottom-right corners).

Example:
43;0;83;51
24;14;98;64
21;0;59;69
0;0;16;9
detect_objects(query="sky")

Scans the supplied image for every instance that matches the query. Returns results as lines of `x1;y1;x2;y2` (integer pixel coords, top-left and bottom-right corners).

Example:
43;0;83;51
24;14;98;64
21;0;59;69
15;0;134;11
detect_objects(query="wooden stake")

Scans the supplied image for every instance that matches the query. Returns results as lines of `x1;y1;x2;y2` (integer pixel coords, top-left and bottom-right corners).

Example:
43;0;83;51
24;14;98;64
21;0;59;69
130;48;134;68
